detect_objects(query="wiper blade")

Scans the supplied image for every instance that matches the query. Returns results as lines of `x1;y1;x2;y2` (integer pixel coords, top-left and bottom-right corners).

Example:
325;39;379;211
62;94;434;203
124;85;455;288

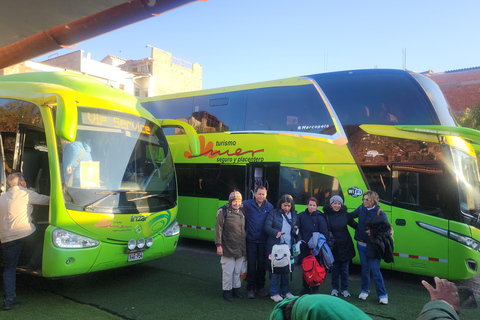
128;194;162;201
84;191;118;211
128;194;176;207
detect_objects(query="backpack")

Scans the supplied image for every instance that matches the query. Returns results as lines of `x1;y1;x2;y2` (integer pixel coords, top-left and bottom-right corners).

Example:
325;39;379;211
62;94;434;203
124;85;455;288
269;243;292;274
302;254;326;287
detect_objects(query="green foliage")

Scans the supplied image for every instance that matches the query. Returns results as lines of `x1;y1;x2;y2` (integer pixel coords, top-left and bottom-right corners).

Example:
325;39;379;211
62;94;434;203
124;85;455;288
459;102;480;130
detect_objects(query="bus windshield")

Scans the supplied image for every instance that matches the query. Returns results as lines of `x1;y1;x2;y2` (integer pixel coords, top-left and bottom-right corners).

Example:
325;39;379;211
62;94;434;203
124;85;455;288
60;107;176;214
452;148;480;221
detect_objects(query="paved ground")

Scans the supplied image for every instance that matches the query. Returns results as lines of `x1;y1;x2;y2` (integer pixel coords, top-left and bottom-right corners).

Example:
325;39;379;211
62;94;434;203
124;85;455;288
6;238;479;319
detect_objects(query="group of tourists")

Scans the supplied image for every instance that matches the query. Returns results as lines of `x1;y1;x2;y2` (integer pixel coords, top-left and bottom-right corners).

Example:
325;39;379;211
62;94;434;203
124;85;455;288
214;187;393;306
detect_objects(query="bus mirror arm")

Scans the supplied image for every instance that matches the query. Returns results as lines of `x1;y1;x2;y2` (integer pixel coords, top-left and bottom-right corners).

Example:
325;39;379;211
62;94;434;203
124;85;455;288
52;94;77;142
158;119;201;156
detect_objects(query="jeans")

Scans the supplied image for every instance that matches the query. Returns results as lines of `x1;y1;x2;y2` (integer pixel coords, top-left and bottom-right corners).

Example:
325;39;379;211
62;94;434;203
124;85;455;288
2;239;23;300
331;260;350;291
358;244;387;299
246;242;266;291
270;272;290;296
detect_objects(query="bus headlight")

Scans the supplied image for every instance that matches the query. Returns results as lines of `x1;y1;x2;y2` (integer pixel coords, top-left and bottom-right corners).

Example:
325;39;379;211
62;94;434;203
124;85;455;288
53;228;99;249
137;238;145;249
146;237;154;247
127;239;137;250
162;220;180;237
449;231;480;252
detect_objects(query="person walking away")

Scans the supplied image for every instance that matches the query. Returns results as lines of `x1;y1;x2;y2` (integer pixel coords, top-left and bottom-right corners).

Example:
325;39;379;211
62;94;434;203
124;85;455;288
264;194;299;303
242;186;274;299
215;190;247;302
0;173;50;310
297;197;329;296
323;195;357;298
350;190;389;304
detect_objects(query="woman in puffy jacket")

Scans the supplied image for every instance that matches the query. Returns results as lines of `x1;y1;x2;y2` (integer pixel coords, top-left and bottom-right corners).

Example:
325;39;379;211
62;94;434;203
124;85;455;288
323;195;357;298
297;197;329;295
264;194;299;303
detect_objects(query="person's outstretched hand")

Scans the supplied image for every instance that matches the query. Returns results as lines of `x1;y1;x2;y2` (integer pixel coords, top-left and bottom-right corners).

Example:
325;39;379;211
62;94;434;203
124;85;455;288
421;277;460;314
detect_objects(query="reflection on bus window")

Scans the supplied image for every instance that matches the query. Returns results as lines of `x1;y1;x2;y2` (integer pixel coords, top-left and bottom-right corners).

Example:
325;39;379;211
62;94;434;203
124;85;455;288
392;164;451;218
279;167;342;206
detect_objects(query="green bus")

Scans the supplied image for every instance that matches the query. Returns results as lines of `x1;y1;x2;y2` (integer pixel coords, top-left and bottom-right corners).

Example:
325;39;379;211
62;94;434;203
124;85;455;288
0;71;199;277
140;69;480;281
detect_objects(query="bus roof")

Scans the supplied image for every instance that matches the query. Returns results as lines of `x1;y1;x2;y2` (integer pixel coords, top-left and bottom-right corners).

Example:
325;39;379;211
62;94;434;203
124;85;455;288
140;68;415;102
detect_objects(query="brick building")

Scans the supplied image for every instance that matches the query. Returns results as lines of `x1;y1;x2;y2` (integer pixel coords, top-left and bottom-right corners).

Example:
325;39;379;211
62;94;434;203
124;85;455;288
424;67;480;117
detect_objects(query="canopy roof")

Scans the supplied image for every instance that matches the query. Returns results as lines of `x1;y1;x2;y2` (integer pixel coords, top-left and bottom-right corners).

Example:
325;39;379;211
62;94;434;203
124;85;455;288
0;0;196;69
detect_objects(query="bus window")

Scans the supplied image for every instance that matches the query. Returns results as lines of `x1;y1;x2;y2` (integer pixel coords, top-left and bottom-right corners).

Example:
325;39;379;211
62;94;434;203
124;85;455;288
312;71;436;126
176;164;196;197
279;167;342;206
361;166;392;202
193;92;246;132
143;97;194;135
392;164;450;218
245;85;335;134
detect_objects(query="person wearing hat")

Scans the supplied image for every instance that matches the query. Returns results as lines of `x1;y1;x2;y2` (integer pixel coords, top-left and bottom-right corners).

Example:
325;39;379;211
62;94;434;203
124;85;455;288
297;197;329;296
323;195;357;298
215;190;247;302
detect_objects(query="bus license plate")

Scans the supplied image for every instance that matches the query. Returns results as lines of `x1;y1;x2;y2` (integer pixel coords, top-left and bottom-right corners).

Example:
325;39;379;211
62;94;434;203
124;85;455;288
128;252;143;262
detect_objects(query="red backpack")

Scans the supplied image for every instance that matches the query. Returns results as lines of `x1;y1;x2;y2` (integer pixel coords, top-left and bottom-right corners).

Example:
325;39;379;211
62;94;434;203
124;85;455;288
302;254;326;287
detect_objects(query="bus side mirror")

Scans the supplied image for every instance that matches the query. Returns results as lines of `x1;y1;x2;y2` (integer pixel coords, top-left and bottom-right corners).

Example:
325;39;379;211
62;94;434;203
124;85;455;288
158;119;200;156
54;95;77;142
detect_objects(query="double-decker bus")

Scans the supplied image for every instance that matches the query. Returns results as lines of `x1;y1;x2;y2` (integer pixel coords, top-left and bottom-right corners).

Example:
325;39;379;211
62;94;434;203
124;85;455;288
0;71;199;277
140;69;480;280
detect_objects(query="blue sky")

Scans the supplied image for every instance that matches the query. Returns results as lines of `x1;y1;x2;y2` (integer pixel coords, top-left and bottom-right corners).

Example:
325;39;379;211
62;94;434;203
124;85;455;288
35;0;480;90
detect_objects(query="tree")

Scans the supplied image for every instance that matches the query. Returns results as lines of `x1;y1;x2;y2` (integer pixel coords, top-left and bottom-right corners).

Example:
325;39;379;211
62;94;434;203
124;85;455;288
459;102;480;130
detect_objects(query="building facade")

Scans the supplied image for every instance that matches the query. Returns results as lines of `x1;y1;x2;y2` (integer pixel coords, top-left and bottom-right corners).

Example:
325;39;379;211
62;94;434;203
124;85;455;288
0;46;202;98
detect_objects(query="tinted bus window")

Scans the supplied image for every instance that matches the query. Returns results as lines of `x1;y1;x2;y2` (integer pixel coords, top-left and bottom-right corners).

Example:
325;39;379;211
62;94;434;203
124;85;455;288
311;72;436;126
279;167;342;206
193;92;246;132
142;97;193;135
245;85;335;134
392;164;451;218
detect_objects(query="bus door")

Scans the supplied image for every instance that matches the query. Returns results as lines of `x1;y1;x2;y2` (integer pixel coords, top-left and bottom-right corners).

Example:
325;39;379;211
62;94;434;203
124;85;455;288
246;162;280;205
11;124;50;269
390;164;449;277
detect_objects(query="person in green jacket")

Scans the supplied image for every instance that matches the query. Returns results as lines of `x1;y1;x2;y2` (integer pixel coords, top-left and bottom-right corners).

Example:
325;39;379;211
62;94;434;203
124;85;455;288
269;294;371;320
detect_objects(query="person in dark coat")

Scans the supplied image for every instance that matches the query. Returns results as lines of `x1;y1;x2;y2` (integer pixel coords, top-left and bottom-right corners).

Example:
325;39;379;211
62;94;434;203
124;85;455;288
297;197;329;296
366;215;394;263
350;190;389;305
264;194;299;303
242;186;274;298
323;195;357;298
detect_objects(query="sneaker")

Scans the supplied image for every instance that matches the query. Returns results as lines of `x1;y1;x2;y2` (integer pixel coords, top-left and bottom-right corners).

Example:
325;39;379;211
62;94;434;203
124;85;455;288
3;299;19;310
283;292;294;298
379;297;389;305
358;292;369;300
247;290;255;299
331;289;339;297
257;287;269;297
271;295;283;302
341;290;351;298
